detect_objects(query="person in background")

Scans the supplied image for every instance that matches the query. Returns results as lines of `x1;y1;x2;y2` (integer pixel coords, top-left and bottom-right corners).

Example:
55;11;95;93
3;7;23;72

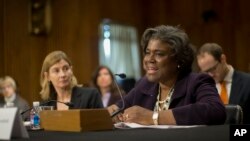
0;76;29;120
197;43;250;124
91;66;125;107
108;25;226;125
40;50;103;110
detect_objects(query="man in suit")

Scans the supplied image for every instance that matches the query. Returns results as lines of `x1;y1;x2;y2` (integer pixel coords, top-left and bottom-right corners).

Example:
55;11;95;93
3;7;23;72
197;43;250;124
0;76;30;121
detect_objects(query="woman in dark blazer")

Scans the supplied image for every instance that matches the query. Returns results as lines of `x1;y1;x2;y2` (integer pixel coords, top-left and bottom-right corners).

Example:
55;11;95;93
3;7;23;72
108;25;226;125
40;51;103;110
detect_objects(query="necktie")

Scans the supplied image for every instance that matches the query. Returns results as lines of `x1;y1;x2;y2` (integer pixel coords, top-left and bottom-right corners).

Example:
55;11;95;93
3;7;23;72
220;81;228;104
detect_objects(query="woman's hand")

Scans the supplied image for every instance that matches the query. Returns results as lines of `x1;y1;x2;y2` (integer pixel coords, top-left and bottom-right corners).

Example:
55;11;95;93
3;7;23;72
107;104;123;123
107;104;119;114
122;105;154;125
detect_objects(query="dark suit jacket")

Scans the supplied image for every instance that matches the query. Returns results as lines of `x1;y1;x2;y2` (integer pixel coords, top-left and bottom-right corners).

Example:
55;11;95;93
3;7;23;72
107;93;122;107
0;94;30;120
106;89;126;107
230;71;250;124
47;86;103;109
116;72;226;125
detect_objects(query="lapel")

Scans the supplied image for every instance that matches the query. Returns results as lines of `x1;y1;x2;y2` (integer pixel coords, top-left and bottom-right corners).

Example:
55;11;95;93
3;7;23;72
13;94;18;106
0;97;5;107
139;77;159;97
70;87;81;109
229;71;242;104
137;77;159;110
170;73;189;102
136;75;190;109
107;94;120;106
139;74;190;105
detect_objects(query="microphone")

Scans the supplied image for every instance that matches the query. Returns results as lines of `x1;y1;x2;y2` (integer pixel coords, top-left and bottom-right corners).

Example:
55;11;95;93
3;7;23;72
110;73;126;118
115;73;126;79
20;100;74;115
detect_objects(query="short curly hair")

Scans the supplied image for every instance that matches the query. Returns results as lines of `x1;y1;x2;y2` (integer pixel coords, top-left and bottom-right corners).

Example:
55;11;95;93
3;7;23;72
141;25;194;76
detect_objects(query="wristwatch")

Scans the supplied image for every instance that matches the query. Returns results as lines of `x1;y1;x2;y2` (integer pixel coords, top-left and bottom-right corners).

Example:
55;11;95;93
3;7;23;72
152;111;159;125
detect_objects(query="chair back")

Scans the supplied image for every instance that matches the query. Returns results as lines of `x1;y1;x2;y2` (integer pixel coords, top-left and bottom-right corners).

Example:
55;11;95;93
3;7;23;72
225;104;243;124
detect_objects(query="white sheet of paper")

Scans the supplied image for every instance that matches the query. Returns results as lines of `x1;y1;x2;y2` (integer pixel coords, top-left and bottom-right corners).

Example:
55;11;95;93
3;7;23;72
0;107;29;140
114;122;204;129
0;108;17;140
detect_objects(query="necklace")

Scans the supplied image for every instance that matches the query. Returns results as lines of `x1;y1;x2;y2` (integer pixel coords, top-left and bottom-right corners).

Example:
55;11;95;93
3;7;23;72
154;85;174;112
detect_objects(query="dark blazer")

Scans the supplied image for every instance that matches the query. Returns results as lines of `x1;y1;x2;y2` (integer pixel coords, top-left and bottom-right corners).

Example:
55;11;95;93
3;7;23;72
230;71;250;124
107;93;122;107
47;86;103;109
106;88;126;107
116;72;226;125
0;94;30;120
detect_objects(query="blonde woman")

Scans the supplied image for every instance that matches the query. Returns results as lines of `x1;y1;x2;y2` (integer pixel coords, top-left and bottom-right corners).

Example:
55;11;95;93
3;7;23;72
40;51;103;110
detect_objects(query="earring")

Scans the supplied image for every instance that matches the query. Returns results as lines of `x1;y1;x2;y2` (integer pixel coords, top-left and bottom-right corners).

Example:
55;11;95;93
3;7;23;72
177;65;180;69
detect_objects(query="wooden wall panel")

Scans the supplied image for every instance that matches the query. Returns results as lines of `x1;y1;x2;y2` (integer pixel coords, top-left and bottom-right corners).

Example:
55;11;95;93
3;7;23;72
235;25;250;73
47;0;104;84
0;0;3;76
1;0;250;104
239;1;250;24
4;0;32;103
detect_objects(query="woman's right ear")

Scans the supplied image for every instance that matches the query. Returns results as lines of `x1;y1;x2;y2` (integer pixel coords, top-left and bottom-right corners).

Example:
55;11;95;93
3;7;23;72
44;72;49;81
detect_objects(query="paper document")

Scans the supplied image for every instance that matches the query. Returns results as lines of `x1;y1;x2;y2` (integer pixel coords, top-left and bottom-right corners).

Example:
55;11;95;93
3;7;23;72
114;122;204;129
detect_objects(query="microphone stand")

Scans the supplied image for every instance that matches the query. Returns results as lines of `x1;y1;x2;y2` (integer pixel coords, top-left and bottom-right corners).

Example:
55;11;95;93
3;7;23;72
20;100;74;115
110;73;126;118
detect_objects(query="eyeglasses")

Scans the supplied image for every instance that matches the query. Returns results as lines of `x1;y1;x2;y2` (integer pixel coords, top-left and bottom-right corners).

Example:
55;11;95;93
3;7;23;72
204;62;220;73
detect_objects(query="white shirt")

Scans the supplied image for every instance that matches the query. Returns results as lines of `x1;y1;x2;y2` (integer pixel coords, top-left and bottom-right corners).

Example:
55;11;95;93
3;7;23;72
216;65;234;99
102;92;111;107
4;93;16;103
4;93;16;107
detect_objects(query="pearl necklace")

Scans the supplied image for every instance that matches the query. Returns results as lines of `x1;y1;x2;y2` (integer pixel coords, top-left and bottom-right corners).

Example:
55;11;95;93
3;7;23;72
154;85;174;112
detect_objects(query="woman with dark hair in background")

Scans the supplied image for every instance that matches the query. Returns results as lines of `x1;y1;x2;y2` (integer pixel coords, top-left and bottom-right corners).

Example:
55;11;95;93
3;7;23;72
108;25;226;125
92;66;124;107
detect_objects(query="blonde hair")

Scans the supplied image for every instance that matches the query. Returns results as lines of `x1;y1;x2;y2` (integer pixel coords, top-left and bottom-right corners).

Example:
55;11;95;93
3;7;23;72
40;51;78;100
0;76;17;91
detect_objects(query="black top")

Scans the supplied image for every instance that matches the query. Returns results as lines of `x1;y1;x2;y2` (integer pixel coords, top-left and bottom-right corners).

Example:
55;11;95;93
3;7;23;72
46;86;103;109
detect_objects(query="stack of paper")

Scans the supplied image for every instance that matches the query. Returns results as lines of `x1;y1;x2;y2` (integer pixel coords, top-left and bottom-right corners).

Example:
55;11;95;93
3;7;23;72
114;122;204;129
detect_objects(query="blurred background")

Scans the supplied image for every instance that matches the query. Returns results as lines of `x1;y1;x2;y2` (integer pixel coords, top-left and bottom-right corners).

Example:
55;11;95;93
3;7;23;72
1;0;250;105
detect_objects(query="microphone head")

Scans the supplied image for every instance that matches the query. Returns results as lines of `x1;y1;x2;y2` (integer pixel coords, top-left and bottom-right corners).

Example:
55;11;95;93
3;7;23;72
115;73;126;79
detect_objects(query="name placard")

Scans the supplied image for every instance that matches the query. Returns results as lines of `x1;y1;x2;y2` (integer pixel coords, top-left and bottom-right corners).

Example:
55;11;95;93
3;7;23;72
0;108;29;140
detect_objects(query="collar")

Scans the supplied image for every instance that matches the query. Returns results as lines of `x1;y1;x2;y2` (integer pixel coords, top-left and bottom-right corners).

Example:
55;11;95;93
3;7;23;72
224;65;234;83
139;73;189;100
4;93;16;103
102;92;111;98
